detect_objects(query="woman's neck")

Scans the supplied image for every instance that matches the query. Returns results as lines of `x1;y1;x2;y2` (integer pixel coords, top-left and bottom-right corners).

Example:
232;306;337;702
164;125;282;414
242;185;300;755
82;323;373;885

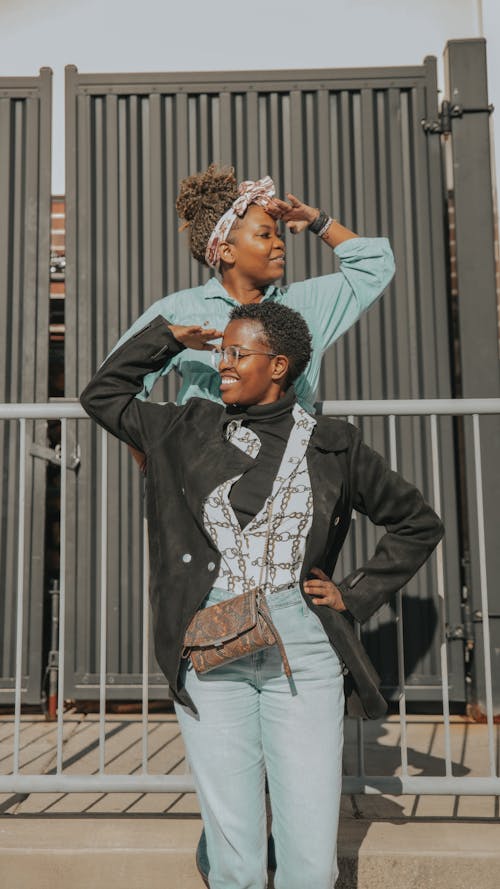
220;271;267;304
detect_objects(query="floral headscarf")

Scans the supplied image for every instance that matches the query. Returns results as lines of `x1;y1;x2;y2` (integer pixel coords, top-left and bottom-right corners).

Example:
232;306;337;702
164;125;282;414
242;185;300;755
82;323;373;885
205;176;277;269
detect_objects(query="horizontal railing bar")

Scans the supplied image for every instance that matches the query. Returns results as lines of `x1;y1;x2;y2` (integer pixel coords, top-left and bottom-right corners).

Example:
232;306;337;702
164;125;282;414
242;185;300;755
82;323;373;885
0;775;196;794
0;774;499;795
1;399;500;420
343;777;500;795
319;399;500;416
0;403;86;419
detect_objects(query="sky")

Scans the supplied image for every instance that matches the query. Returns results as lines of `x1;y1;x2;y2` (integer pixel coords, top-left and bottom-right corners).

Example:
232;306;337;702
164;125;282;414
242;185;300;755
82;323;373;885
0;0;496;193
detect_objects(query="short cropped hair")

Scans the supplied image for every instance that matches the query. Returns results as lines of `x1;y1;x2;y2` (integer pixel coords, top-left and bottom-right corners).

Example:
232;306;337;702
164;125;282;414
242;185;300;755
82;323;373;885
229;302;312;384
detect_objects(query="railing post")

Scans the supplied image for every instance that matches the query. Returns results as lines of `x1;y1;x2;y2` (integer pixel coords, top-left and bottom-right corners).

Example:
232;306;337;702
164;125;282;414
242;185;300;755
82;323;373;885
443;38;500;717
443;39;498;397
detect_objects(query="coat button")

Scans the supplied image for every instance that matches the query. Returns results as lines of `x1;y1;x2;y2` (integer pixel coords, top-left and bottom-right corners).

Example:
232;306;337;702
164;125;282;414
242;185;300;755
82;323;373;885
334;516;340;526
208;562;216;572
182;553;192;564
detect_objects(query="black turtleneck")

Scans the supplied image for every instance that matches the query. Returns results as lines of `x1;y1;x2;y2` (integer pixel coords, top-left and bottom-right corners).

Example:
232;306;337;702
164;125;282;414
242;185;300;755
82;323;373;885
225;386;296;529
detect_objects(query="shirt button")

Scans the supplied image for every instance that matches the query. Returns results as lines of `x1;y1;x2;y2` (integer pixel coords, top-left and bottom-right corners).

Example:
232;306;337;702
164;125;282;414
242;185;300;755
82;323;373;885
334;516;340;526
208;562;216;572
182;553;192;564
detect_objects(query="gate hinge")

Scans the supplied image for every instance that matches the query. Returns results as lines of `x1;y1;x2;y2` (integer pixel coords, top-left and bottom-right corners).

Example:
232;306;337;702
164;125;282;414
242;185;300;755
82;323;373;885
472;611;500;622
421;100;494;135
445;623;466;640
30;442;81;471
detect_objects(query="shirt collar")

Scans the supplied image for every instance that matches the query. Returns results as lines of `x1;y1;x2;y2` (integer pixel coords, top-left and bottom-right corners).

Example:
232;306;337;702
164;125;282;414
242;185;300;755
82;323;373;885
204;277;282;303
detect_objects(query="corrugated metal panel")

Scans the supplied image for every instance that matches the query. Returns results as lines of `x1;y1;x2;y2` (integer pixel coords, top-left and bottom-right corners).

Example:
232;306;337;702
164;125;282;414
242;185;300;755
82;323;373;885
65;61;463;701
0;69;52;703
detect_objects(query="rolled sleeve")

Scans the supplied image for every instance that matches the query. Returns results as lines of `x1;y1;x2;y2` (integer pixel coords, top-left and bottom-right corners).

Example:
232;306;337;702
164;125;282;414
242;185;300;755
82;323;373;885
288;237;395;351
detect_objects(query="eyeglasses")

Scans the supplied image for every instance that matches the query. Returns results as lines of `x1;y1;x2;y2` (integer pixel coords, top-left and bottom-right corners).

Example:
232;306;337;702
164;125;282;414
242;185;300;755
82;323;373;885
211;345;277;368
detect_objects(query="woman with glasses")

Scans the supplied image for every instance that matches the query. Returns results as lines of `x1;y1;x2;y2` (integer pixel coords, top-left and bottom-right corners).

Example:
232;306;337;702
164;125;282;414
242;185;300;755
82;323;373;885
81;301;443;889
108;162;395;880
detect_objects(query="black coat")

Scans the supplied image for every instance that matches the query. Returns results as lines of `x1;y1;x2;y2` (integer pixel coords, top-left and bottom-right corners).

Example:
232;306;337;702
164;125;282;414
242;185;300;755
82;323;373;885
81;317;444;719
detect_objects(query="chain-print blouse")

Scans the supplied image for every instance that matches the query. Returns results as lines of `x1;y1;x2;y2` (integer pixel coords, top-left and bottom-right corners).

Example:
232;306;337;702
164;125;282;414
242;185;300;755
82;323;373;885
203;404;316;596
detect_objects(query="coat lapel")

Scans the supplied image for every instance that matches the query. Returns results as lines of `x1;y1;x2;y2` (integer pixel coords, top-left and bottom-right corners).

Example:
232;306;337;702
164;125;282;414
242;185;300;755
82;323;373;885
200;422;260;582
181;429;255;529
304;419;350;569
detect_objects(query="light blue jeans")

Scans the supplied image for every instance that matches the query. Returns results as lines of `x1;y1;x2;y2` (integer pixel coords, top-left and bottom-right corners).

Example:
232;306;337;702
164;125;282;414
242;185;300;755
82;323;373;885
174;586;345;889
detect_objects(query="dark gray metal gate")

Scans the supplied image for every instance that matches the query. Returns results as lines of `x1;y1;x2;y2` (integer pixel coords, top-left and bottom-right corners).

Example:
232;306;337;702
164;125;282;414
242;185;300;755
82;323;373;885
0;68;52;704
65;56;465;702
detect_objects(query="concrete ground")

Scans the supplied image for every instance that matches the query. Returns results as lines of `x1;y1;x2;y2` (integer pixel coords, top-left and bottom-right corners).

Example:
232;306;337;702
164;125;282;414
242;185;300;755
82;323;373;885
0;710;499;888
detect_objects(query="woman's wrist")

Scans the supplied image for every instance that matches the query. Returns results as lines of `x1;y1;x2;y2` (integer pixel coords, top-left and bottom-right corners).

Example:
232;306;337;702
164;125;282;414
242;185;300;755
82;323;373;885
304;205;320;225
308;210;335;237
309;215;359;246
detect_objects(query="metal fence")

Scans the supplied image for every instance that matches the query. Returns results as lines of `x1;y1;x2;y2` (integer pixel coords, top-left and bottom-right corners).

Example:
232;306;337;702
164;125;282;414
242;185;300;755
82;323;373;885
0;68;52;703
1;398;499;796
63;54;462;701
0;42;498;718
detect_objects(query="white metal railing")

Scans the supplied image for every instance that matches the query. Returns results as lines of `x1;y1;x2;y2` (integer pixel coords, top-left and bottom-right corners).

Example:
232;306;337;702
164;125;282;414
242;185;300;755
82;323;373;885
1;398;500;797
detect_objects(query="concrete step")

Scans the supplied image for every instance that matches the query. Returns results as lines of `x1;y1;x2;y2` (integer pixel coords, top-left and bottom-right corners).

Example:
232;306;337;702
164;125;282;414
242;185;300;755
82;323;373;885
337;813;500;889
0;817;203;889
1;812;499;889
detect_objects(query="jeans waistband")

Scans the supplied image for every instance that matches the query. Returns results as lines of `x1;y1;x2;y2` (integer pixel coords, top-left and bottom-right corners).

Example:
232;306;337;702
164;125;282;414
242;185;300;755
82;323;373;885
203;583;301;608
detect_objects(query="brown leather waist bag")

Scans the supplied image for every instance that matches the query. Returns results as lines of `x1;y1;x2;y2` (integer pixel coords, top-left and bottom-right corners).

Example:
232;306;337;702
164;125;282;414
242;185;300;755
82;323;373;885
183;587;292;677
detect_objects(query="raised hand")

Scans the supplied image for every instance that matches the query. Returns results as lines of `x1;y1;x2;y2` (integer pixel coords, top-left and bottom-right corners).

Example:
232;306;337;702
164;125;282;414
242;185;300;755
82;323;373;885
270;193;319;234
303;567;347;611
169;324;223;351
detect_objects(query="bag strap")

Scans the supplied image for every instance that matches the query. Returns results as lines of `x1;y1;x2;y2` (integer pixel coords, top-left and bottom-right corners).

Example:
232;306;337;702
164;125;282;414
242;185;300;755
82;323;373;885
254;495;293;679
256;496;274;591
257;596;292;678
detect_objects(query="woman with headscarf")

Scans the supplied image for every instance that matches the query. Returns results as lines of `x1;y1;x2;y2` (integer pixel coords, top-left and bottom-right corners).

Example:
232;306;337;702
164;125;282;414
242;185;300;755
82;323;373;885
113;163;394;427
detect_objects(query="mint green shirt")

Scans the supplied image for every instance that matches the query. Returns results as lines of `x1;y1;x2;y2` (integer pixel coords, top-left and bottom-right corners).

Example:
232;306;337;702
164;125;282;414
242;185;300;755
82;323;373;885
114;237;394;413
